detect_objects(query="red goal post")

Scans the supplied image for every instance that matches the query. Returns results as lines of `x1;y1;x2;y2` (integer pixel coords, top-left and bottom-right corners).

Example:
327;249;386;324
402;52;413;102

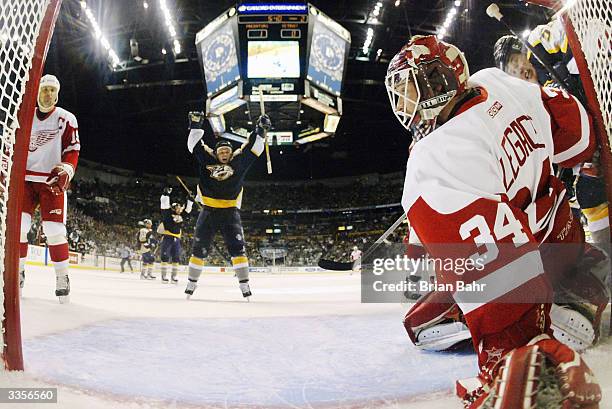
1;0;62;371
524;0;612;242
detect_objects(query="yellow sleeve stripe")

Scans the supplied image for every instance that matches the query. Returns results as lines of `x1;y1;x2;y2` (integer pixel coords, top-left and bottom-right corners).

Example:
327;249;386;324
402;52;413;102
163;231;182;238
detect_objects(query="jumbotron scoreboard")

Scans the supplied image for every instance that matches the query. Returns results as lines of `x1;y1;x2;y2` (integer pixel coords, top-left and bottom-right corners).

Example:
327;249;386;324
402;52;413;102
195;3;351;146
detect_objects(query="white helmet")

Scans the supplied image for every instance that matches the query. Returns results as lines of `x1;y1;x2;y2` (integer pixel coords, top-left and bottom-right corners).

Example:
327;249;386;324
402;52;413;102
39;74;60;92
38;74;60;112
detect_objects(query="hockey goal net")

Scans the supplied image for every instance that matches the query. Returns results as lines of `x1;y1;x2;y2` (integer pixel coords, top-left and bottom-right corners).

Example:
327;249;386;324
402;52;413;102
526;0;612;231
1;0;62;371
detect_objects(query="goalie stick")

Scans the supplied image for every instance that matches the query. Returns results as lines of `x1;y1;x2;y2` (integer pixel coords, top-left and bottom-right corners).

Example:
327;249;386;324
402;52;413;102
318;212;407;271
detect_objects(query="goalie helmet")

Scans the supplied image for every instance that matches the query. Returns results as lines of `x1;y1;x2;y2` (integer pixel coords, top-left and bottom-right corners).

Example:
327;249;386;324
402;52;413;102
385;35;469;141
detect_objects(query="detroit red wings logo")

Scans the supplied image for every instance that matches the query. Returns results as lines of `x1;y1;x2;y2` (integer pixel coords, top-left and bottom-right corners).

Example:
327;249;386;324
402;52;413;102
29;129;59;152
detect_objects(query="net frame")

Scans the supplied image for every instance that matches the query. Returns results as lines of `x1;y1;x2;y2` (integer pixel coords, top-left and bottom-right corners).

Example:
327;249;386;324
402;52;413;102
524;0;612;240
1;0;62;371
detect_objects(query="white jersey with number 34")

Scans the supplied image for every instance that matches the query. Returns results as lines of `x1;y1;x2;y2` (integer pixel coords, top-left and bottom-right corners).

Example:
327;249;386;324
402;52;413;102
401;67;594;333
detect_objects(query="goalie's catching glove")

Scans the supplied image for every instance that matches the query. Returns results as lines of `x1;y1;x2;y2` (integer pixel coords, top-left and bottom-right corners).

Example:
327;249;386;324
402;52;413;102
45;163;74;195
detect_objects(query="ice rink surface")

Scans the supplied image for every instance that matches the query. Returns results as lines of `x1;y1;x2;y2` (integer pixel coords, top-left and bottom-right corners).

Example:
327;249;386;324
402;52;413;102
2;264;611;409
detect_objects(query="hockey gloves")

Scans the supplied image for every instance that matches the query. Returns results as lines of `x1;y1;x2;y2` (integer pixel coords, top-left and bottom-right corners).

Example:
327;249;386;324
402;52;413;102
188;111;205;129
45;162;74;195
256;114;272;135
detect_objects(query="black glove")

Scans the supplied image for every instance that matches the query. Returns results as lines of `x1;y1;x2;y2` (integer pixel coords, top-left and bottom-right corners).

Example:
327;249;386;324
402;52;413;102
188;111;205;130
256;114;272;135
163;186;173;195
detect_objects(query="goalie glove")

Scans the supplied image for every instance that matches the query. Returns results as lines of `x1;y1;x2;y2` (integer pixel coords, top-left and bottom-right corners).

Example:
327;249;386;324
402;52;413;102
45;163;74;195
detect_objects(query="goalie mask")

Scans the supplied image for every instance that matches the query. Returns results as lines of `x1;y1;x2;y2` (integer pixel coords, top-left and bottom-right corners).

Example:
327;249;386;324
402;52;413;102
38;74;60;113
385;35;469;141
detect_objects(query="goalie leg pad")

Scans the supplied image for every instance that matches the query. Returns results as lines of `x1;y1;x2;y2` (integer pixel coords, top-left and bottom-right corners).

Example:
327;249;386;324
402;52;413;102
469;335;601;409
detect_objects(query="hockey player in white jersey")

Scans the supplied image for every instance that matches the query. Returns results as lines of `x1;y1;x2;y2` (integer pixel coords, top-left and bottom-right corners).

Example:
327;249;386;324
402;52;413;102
386;35;601;407
19;74;80;303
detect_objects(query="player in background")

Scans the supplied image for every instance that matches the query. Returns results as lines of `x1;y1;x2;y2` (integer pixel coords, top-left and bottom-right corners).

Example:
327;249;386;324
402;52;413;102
184;112;269;299
528;19;610;255
386;35;601;407
350;246;362;274
137;218;157;280
493;35;538;84
119;245;134;273
159;188;192;283
19;74;80;303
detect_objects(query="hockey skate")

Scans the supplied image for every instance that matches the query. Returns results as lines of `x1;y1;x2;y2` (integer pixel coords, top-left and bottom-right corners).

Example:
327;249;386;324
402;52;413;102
185;279;197;299
239;280;252;300
171;275;178;284
55;274;70;304
140;272;147;280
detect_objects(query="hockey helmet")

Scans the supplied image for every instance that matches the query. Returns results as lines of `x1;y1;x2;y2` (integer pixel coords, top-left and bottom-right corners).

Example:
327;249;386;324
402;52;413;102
493;35;525;71
38;74;60;111
215;140;233;153
386;35;469;141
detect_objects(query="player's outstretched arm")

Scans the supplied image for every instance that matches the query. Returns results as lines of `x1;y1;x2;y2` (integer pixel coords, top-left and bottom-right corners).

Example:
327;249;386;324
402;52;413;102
187;111;215;163
237;114;269;162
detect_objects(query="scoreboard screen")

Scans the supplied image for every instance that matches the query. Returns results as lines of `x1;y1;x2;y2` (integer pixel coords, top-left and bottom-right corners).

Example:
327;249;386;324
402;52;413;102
247;41;300;78
307;14;350;96
197;19;240;97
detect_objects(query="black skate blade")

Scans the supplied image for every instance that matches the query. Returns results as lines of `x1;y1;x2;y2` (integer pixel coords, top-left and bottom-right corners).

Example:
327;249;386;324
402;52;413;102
317;258;353;271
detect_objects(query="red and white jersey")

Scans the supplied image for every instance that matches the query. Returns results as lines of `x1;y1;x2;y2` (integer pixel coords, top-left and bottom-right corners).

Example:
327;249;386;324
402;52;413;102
401;68;594;337
26;107;80;183
350;249;362;261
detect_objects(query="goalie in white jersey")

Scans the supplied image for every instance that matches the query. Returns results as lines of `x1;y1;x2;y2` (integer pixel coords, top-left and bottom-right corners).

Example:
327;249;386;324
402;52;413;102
386;35;601;407
19;74;80;303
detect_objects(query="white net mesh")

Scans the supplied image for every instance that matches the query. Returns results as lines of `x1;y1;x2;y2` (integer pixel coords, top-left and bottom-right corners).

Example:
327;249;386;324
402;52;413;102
567;0;612;146
0;0;51;358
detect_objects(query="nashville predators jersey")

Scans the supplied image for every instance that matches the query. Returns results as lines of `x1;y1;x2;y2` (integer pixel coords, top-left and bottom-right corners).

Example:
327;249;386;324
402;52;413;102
189;130;264;209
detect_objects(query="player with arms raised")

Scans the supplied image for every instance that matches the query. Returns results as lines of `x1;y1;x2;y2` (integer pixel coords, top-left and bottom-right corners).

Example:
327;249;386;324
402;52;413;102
184;112;269;299
386;36;601;407
19;74;80;303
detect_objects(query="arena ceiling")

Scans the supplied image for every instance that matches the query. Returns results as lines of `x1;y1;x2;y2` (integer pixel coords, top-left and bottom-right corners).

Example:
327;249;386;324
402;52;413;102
46;0;551;180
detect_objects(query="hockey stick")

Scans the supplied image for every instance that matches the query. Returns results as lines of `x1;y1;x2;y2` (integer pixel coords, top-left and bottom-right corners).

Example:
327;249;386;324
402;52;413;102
318;212;407;271
175;175;203;210
259;88;273;174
